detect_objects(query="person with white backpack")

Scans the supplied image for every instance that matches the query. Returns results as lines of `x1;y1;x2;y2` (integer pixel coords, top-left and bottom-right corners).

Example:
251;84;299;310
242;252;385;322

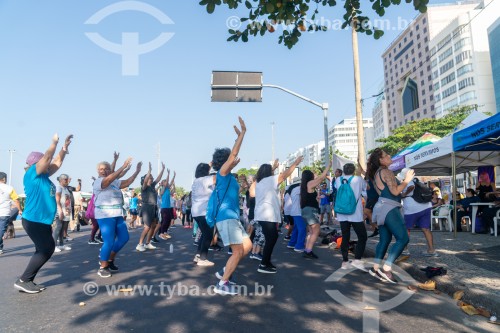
334;163;368;271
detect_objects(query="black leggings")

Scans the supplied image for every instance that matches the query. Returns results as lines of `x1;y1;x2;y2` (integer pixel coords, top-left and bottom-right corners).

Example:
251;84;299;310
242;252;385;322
182;209;192;226
339;221;367;262
195;216;213;260
20;218;55;282
258;221;279;266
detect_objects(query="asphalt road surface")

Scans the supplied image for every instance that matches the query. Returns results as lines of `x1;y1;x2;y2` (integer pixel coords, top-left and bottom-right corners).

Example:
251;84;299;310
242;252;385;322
0;223;494;333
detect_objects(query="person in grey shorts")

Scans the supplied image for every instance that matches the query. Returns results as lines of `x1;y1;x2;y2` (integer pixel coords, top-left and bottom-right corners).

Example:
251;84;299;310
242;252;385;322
206;117;252;296
300;159;332;259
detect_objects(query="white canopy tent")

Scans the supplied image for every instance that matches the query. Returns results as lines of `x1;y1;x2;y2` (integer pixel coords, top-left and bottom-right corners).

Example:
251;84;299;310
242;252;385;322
405;112;491;175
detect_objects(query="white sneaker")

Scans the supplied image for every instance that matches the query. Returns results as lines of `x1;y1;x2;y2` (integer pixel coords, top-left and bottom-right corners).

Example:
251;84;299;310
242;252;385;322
197;259;215;267
193;254;200;263
54;246;62;253
61;245;72;251
136;244;146;252
145;243;156;250
341;261;351;270
351;259;368;272
65;237;73;242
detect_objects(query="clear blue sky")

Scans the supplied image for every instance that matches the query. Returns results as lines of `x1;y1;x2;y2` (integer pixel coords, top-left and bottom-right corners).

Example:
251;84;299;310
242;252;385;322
0;0;451;193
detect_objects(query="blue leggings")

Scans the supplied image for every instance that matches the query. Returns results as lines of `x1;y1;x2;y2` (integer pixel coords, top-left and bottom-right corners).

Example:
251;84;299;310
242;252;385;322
287;216;307;250
374;208;409;267
97;216;129;261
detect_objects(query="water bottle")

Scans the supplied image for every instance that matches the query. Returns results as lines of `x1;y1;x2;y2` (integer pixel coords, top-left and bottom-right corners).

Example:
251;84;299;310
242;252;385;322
169;244;173;253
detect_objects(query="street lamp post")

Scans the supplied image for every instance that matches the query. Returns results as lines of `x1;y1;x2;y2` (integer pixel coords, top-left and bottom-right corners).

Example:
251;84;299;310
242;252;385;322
8;149;16;186
271;122;275;161
211;71;330;167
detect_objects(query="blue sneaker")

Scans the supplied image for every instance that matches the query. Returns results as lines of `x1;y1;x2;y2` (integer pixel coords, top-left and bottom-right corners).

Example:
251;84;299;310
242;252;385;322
215;268;237;285
213;281;238;296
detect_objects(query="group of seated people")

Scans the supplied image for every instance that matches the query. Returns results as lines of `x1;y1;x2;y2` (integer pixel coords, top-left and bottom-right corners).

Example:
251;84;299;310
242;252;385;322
429;179;499;234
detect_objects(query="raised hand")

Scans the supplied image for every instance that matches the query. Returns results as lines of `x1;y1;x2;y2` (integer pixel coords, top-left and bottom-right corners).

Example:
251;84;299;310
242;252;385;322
123;157;133;169
233;116;246;137
148;162;152;173
167;168;170;174
161;162;165;170
404;169;415;183
296;156;304;164
52;133;59;143
272;159;279;170
63;135;73;152
136;162;142;173
114;151;120;161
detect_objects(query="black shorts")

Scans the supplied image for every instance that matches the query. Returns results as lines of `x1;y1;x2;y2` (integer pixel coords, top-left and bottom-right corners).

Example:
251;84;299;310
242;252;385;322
284;215;294;225
129;208;138;216
365;198;378;210
142;204;158;227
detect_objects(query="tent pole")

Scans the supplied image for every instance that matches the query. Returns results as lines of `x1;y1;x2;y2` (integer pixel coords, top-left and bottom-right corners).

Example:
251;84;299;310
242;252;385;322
452;152;457;238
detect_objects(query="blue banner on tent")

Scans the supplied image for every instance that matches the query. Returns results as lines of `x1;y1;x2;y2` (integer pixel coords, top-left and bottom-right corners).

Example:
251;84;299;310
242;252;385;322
453;113;500;151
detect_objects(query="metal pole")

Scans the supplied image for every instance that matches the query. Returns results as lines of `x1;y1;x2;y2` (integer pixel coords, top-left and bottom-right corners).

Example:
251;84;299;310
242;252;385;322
452;152;457;238
157;142;161;177
8;149;15;186
323;105;329;167
271;122;275;161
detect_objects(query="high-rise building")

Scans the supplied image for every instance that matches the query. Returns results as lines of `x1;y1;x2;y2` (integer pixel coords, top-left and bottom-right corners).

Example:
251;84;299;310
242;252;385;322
328;118;374;162
382;1;481;131
285;141;325;168
372;91;390;146
431;0;498;118
488;17;500;113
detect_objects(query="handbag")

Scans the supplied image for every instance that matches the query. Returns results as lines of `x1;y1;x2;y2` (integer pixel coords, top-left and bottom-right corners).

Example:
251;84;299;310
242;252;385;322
85;194;96;220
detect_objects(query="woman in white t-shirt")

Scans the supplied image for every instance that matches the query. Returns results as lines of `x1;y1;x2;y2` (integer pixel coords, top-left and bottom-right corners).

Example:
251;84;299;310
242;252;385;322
191;163;215;266
254;156;303;274
93;158;141;278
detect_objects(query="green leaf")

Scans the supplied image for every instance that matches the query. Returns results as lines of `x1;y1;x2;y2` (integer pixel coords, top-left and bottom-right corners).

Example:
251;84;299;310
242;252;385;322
245;0;252;9
206;2;215;13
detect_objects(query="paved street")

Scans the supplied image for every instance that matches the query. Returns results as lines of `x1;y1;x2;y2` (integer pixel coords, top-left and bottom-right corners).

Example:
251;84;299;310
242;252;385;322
0;222;496;333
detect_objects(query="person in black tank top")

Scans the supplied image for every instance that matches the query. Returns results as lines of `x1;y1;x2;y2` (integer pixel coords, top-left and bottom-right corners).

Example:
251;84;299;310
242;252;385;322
300;160;332;259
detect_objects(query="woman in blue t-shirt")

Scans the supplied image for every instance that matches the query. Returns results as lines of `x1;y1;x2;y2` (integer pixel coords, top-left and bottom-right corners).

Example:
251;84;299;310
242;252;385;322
206;117;249;296
14;134;73;294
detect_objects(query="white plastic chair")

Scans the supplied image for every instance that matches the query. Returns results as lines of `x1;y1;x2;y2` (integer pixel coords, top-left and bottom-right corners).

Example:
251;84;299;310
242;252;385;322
493;210;500;237
431;205;453;232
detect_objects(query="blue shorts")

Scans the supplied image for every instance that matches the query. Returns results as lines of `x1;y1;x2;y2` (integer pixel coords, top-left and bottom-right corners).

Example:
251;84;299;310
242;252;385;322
129;209;138;216
301;207;320;226
216;219;249;246
405;208;432;229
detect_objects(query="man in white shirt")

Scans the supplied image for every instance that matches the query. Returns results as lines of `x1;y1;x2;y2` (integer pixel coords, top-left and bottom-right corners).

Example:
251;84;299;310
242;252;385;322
334;163;367;271
0;172;22;254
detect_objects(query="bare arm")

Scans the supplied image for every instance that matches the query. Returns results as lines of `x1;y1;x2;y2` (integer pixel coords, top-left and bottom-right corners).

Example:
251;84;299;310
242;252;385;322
56;190;64;220
101;158;133;189
402;185;415;197
111;151;119;173
47;134;73;177
118;164;131;178
249;181;256;197
278;156;303;184
154;162;165;184
220;117;246;177
75;180;81;192
380;168;414;196
142;163;152;191
120;162;142;189
169;171;176;190
307;160;333;192
35;134;58;175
